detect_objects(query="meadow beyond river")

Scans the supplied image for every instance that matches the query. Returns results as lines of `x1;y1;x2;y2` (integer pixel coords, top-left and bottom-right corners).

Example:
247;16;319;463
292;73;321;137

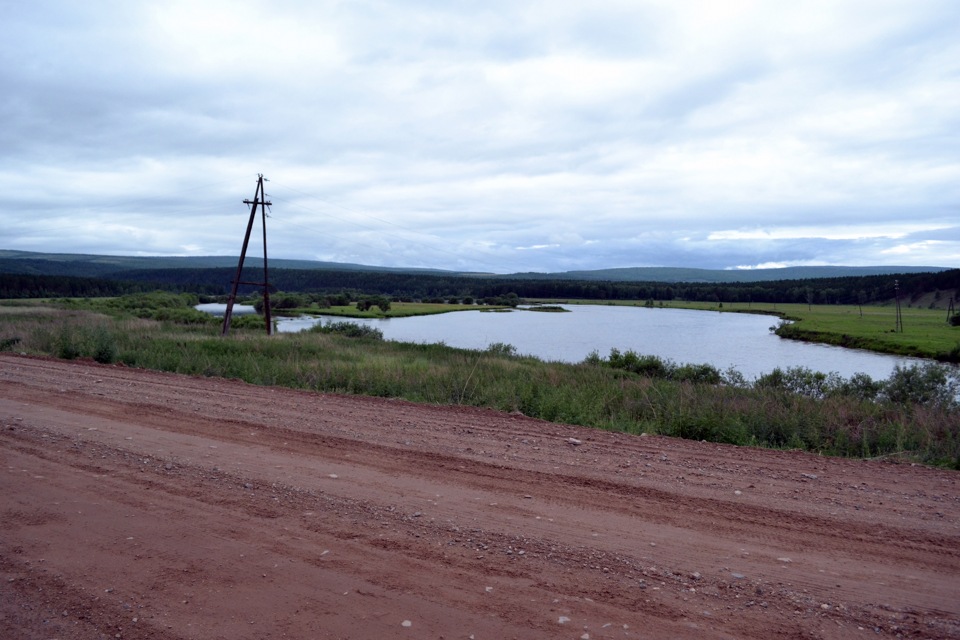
274;304;922;381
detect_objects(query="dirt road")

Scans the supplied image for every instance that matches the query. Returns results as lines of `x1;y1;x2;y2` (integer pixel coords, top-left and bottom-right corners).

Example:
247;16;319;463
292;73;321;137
1;354;958;639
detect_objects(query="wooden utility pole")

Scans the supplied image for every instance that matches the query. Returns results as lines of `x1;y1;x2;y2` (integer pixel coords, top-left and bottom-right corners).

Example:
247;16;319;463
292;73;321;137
222;175;273;336
894;280;903;333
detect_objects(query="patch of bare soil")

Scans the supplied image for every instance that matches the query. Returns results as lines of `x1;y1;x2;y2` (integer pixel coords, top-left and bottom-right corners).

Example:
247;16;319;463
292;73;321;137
1;354;958;639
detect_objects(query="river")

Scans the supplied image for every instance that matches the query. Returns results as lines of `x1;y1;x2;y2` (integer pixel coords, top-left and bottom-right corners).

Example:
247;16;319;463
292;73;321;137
271;304;925;381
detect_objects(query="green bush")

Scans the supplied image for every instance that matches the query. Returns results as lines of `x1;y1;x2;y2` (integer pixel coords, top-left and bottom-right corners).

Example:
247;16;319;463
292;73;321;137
673;363;722;384
92;326;117;364
52;324;118;363
883;363;959;408
271;292;307;309
834;372;882;401
231;314;269;330
308;321;384;340
607;349;672;378
56;326;82;360
149;307;215;324
110;291;199;311
755;366;841;399
485;342;517;357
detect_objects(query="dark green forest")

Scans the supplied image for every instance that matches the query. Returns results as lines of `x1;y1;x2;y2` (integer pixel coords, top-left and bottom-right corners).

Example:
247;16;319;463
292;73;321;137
2;265;958;307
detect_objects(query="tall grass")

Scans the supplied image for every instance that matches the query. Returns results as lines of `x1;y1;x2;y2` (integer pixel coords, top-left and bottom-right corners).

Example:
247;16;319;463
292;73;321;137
2;303;958;468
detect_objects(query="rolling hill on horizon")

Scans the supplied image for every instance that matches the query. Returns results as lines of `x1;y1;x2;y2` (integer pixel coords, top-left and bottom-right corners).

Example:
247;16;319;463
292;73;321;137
0;249;949;284
533;265;951;283
0;250;455;279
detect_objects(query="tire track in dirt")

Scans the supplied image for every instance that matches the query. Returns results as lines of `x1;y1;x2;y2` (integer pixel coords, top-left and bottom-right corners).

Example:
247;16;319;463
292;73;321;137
2;354;959;639
6;379;956;573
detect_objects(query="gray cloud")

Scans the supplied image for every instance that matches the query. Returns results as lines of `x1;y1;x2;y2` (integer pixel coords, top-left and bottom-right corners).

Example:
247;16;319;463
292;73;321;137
2;0;958;273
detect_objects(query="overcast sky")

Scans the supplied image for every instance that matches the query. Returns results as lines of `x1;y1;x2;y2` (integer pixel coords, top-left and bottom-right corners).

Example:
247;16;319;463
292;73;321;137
3;1;958;273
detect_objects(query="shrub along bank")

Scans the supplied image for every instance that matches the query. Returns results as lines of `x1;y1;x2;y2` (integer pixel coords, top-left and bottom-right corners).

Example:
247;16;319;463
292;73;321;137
2;298;958;468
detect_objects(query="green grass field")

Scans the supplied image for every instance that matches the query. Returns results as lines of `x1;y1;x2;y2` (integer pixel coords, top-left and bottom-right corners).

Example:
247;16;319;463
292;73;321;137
765;303;958;360
673;302;959;361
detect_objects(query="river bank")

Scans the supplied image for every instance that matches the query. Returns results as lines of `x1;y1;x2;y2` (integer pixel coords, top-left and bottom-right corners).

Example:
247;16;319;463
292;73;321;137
535;299;960;362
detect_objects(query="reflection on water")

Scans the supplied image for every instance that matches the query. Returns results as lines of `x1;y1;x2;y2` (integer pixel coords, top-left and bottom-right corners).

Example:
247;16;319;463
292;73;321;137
274;305;925;381
195;303;257;317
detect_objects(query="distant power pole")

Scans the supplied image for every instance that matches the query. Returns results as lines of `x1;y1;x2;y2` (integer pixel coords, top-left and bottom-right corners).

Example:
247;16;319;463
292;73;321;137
894;280;903;333
222;174;273;336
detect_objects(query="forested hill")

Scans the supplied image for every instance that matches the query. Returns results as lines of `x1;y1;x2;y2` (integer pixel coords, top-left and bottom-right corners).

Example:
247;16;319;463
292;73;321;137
114;266;960;306
0;249;947;283
0;250;454;279
3;263;958;308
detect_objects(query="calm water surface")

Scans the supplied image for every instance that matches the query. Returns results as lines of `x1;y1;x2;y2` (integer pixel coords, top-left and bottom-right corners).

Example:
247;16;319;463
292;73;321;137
195;303;256;316
275;305;923;381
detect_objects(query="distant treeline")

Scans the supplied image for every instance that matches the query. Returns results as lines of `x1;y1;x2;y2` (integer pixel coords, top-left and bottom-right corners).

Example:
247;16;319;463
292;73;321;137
4;266;957;306
0;273;221;299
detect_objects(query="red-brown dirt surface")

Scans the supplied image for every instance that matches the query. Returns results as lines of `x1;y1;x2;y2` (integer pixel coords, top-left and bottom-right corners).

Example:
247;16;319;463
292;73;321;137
1;354;958;640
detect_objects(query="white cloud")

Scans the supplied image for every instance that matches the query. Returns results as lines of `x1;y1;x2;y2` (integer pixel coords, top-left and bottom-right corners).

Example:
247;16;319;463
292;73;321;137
708;223;949;242
881;240;950;256
732;262;790;270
